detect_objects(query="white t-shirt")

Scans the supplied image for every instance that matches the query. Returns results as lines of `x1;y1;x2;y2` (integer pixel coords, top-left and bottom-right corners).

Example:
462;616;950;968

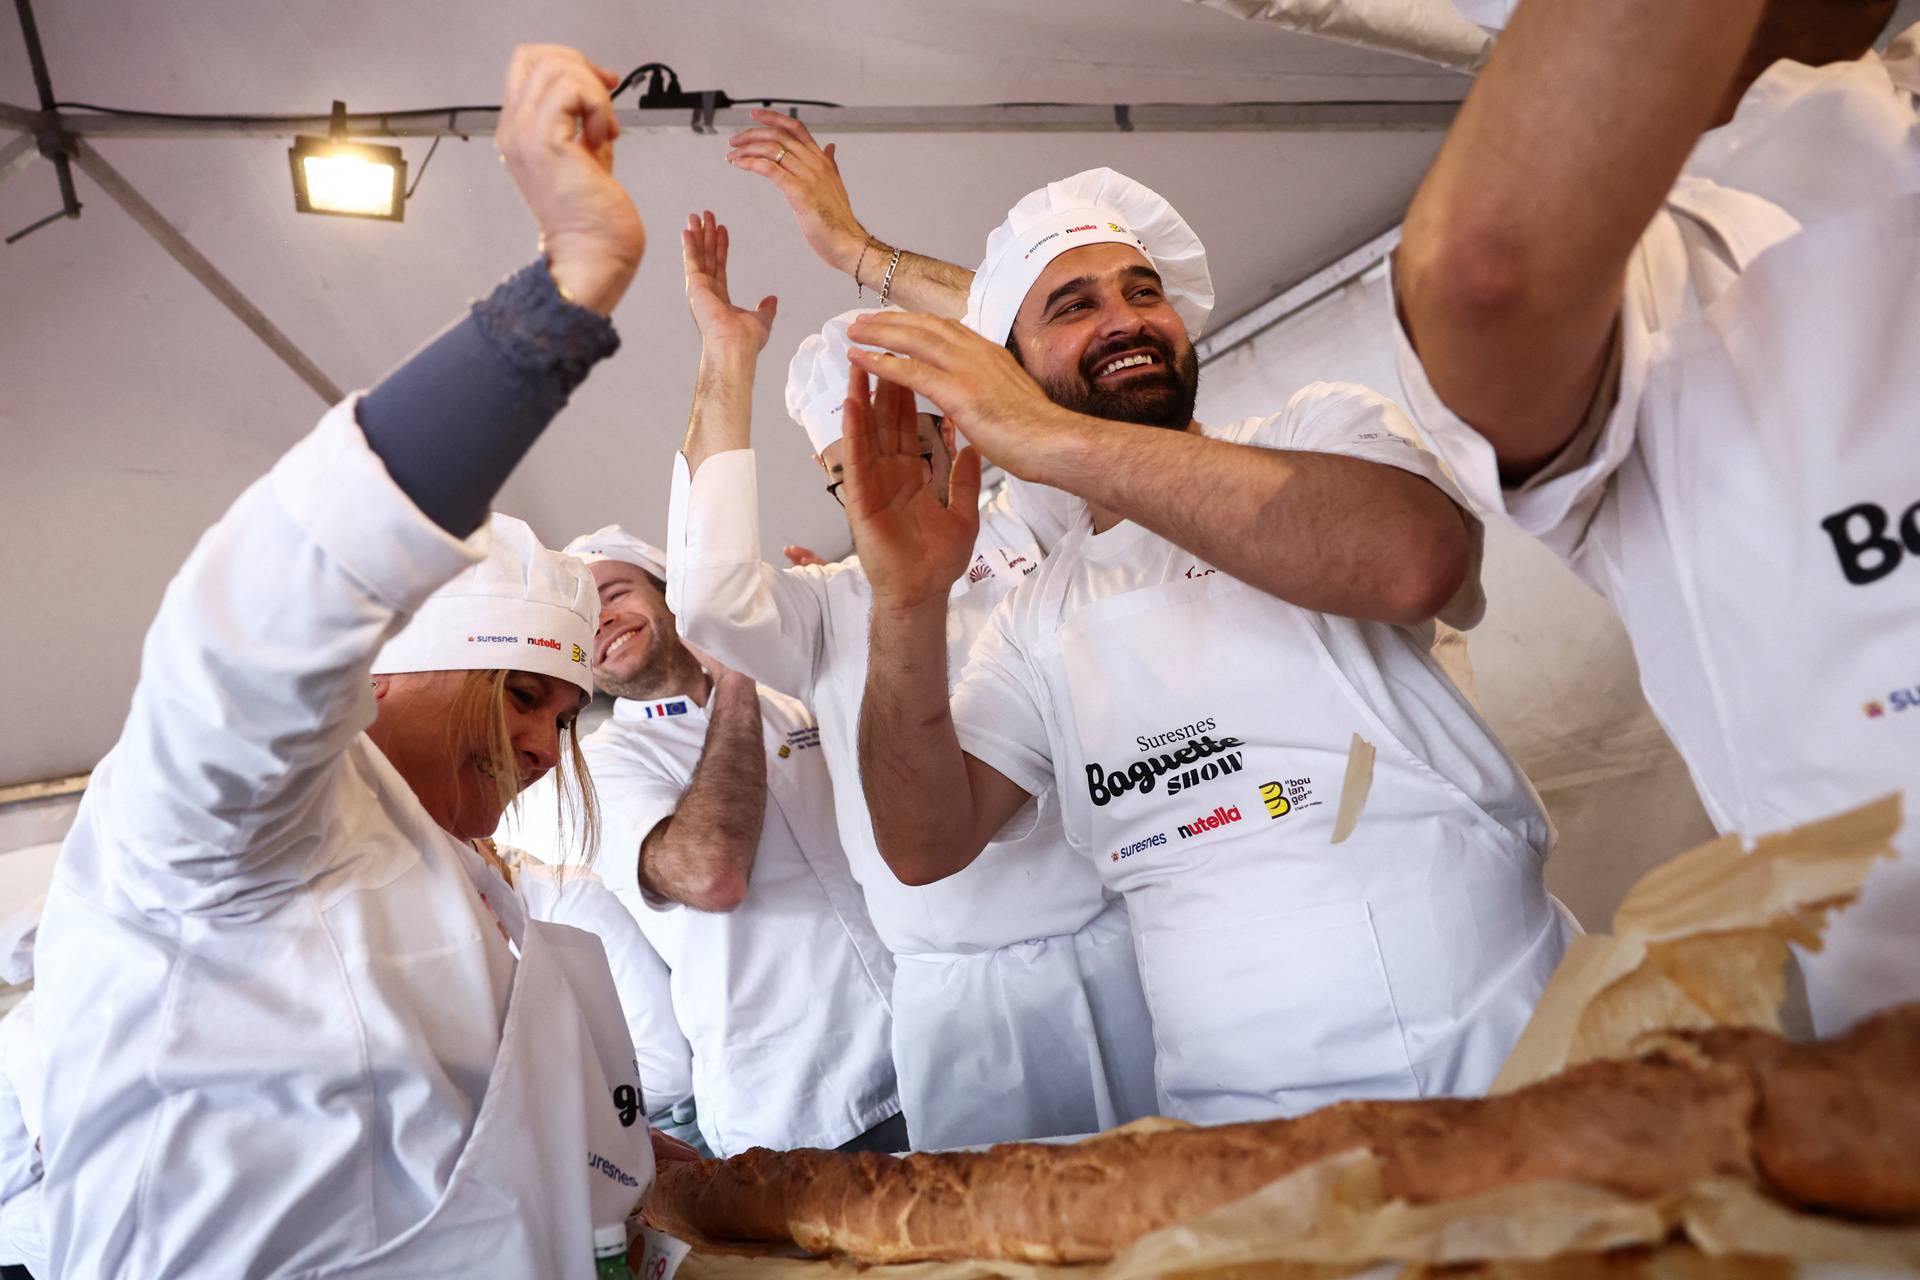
1391;28;1920;840
669;453;1116;955
947;383;1537;871
581;690;898;1156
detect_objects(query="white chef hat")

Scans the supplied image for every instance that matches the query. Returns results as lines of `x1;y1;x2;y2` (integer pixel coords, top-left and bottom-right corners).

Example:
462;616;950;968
785;307;942;454
964;168;1215;347
564;524;668;581
372;513;596;698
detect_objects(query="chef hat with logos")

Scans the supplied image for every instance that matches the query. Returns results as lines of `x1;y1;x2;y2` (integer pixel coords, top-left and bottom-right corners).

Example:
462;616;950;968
964;167;1215;347
564;524;668;582
785;307;942;454
372;513;596;698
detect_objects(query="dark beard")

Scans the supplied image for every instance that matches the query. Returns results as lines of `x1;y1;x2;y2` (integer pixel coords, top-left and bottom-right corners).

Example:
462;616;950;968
595;633;705;702
1025;330;1200;432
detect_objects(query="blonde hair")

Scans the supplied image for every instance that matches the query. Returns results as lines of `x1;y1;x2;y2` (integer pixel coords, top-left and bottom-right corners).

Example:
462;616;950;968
443;669;600;865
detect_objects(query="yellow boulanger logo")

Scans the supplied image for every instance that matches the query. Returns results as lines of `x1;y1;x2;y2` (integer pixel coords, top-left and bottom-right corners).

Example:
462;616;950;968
1107;222;1125;233
777;745;791;758
1258;781;1291;819
570;643;587;665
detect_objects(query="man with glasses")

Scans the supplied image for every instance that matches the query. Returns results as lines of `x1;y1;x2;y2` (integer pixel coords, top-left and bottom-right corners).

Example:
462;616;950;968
662;212;1156;1150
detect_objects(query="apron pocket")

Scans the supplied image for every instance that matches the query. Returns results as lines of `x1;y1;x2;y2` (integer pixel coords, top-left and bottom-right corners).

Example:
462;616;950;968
1135;898;1419;1125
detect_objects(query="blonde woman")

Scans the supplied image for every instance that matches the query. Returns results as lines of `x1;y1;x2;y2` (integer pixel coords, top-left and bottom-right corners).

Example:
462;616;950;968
34;44;690;1278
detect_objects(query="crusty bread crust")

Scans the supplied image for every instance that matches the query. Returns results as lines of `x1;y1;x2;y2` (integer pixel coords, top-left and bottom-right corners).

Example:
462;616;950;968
647;1006;1920;1264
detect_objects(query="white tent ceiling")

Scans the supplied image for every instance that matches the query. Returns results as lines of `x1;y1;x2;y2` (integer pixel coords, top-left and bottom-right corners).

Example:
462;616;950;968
0;0;1470;786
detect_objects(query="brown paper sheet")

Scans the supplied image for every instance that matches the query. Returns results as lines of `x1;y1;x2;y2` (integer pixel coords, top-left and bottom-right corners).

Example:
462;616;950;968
1491;794;1900;1092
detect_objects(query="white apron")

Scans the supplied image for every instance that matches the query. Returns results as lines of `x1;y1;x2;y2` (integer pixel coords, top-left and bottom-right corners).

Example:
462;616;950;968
291;919;654;1279
1050;569;1571;1124
1643;187;1920;1034
889;898;1158;1149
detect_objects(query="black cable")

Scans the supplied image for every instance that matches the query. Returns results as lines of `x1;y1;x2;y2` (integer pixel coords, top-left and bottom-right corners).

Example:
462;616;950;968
52;100;499;123
404;134;442;199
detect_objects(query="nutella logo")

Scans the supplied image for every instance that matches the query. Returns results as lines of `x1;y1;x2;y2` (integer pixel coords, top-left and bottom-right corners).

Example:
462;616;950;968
1066;223;1097;233
527;636;562;651
1176;805;1242;840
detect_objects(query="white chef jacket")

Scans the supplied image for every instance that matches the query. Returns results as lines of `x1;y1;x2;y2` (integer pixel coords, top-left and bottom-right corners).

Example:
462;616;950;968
668;454;1160;1146
948;385;1570;1122
582;689;899;1156
0;996;42;1273
34;404;651;1278
668;454;1120;954
1392;28;1920;1034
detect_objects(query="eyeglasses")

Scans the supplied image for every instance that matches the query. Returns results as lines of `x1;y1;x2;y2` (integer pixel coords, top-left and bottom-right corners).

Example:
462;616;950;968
828;452;935;508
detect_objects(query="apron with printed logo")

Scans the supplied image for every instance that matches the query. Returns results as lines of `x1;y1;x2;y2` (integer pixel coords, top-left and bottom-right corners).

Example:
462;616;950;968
888;898;1157;1148
1641;187;1920;1034
1045;560;1571;1124
884;521;1158;1149
291;919;654;1278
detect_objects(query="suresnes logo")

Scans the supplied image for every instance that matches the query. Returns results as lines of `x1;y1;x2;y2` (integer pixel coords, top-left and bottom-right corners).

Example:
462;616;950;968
1111;832;1168;862
1866;682;1920;717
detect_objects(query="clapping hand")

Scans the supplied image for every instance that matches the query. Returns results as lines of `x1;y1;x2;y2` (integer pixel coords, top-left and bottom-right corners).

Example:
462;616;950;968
726;109;869;281
840;365;982;611
681;210;777;354
495;45;645;316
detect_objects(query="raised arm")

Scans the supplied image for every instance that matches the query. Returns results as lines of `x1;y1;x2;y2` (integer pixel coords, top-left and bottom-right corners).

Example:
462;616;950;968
666;213;829;696
726;110;972;318
842;370;1032;884
846;313;1471;627
106;45;642;907
678;210;777;477
637;669;769;912
1393;0;1764;479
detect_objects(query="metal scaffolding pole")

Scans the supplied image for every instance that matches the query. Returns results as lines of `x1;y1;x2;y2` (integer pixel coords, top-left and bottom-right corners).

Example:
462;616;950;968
69;139;344;405
0;98;1459;141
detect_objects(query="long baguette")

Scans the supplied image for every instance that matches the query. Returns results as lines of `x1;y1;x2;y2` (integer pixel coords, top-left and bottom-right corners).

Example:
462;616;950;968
651;1014;1920;1264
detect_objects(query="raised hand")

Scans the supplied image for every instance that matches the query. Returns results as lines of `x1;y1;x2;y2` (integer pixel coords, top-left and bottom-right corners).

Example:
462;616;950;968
840;365;982;611
726;109;869;280
782;545;830;568
496;44;646;316
681;211;778;353
844;312;1078;482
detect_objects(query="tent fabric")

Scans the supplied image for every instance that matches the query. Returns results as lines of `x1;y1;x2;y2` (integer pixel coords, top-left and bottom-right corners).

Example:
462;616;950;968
1188;0;1493;71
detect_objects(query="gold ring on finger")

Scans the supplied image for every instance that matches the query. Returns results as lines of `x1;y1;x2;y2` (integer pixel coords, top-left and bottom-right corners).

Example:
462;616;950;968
773;146;788;166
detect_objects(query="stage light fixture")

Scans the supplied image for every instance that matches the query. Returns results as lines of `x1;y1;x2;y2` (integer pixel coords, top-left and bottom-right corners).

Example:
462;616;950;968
289;102;406;222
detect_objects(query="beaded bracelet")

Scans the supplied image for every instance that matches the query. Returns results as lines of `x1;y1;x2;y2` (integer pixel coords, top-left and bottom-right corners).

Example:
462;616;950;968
854;236;882;298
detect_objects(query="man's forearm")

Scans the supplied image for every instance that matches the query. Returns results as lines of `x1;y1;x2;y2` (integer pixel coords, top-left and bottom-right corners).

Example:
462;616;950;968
640;677;768;910
858;601;981;884
1396;0;1763;468
680;344;760;477
853;243;973;320
1041;422;1470;625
